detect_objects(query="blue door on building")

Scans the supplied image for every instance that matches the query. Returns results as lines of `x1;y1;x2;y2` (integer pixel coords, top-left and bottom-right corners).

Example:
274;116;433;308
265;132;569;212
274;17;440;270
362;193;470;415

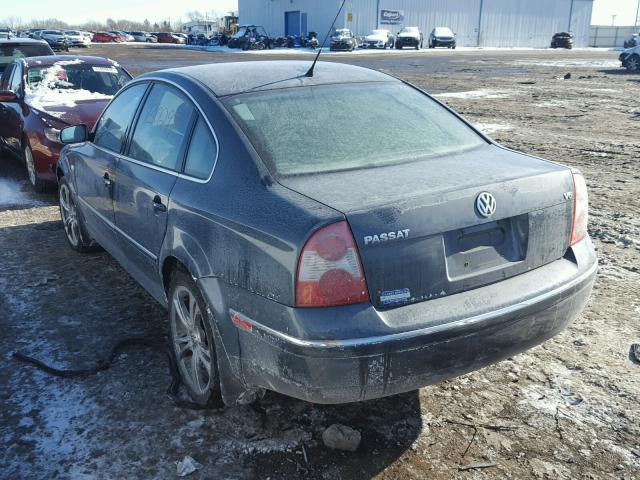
301;13;307;36
285;11;300;36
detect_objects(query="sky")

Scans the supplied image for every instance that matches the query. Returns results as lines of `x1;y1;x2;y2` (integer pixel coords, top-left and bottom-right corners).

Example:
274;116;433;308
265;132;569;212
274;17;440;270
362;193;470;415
4;0;238;25
592;0;639;26
2;0;638;27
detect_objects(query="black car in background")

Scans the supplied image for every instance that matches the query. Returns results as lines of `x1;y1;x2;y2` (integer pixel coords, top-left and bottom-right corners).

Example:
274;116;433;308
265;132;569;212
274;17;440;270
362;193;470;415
396;26;423;49
428;27;457;49
330;28;357;51
551;32;573;49
0;38;54;74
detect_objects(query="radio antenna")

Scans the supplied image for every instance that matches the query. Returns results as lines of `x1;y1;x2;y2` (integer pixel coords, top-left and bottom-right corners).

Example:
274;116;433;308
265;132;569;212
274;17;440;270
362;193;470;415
305;0;347;77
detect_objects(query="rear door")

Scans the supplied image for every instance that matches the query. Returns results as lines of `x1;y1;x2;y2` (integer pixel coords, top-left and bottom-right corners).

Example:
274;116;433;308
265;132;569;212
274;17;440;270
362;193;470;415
113;82;196;300
75;83;148;246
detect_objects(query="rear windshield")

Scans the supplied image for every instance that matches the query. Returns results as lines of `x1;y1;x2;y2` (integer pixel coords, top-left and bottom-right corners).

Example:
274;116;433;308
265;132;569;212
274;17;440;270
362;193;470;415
1;44;52;72
434;28;453;36
224;82;486;176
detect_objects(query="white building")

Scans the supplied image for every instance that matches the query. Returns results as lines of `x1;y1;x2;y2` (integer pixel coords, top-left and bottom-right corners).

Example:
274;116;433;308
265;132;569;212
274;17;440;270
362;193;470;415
238;0;594;47
181;20;221;35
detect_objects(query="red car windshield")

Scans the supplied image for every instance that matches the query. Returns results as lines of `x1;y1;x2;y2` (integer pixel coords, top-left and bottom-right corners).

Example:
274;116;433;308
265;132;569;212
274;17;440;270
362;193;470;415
27;61;131;96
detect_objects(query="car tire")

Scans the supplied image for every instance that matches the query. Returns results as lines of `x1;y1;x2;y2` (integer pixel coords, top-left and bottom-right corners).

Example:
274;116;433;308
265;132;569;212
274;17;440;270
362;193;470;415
627;54;640;72
396;44;402;50
168;269;224;407
58;177;101;253
23;142;47;193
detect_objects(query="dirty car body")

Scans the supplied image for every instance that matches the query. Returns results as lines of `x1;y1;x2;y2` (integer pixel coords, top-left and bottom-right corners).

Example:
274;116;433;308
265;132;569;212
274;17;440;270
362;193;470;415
56;61;597;405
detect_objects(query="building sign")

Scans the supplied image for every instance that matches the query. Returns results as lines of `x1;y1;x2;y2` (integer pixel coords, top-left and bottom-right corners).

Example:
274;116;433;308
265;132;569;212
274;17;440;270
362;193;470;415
380;9;404;25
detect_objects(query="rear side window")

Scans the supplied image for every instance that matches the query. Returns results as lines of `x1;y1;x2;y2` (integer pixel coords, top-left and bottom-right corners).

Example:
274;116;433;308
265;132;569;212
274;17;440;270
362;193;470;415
94;83;147;152
183;117;216;179
0;44;53;73
128;83;195;171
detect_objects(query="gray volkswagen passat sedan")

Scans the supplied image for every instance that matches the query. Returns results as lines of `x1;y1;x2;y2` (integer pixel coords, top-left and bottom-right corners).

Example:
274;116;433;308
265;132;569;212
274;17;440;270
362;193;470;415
56;61;597;407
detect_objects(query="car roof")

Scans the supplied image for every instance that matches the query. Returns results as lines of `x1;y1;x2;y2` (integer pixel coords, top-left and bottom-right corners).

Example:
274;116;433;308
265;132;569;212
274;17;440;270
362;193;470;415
153;60;397;97
0;38;50;46
20;55;118;67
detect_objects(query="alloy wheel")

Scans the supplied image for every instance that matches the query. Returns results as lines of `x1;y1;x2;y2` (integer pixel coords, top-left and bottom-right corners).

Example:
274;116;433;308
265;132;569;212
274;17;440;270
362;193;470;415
59;184;80;247
628;56;639;72
170;285;213;396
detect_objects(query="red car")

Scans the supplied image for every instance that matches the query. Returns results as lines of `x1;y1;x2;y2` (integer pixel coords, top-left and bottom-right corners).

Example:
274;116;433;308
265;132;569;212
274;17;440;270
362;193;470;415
156;32;185;44
93;32;122;43
0;55;131;191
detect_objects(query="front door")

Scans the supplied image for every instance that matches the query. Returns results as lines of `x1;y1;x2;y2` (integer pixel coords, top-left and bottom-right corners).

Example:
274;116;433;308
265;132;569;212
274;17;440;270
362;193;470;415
75;83;148;246
285;11;300;36
113;82;195;301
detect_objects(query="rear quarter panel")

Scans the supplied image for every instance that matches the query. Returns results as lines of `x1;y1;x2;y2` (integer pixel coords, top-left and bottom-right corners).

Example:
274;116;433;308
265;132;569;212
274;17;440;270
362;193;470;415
158;79;341;306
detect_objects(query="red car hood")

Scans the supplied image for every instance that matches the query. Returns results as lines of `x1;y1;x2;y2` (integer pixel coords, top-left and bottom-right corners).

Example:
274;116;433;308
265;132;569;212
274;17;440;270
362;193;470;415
31;98;110;129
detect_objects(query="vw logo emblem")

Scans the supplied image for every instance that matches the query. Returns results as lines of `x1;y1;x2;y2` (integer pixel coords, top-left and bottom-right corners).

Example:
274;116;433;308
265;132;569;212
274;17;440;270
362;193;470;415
476;192;497;218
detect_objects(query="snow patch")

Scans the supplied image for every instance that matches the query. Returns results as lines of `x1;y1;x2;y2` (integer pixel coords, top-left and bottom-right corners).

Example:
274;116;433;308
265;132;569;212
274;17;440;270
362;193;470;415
473;123;514;134
513;59;620;69
435;89;511;99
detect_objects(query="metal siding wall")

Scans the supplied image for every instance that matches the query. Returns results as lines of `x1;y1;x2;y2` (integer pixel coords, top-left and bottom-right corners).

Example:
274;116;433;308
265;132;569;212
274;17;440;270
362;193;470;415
571;0;595;47
379;0;482;47
238;0;594;48
480;0;572;47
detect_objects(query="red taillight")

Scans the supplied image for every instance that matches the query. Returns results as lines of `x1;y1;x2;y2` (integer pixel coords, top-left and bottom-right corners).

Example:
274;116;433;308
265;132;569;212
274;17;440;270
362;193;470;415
570;171;589;246
296;221;369;308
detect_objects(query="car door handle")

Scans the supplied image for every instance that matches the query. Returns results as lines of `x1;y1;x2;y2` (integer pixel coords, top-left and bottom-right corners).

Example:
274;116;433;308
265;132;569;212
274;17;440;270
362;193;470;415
103;172;112;187
152;195;167;213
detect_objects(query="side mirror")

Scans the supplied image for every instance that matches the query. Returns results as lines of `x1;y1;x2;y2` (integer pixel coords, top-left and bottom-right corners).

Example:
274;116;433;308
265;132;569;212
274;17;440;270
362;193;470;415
0;90;17;102
60;124;88;144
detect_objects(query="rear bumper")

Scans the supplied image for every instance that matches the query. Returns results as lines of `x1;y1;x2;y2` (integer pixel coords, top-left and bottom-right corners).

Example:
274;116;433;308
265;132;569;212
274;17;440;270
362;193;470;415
224;239;596;404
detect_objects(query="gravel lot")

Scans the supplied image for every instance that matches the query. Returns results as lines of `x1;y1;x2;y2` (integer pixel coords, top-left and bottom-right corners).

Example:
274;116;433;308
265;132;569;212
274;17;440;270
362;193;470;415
0;45;638;479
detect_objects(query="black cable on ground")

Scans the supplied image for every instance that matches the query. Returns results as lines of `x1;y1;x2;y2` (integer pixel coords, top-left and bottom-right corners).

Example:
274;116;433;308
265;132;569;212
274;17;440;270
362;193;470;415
12;338;222;411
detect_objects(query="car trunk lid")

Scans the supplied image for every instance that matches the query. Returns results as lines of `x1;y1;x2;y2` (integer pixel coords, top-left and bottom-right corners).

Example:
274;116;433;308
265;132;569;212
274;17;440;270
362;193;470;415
280;144;574;308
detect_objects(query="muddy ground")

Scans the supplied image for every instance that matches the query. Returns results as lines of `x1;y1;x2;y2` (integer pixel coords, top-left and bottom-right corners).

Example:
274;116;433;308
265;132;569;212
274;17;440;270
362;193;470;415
0;46;638;479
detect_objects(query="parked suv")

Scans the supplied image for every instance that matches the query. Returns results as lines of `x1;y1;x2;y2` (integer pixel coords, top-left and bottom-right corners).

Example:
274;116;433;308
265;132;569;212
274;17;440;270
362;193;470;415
429;27;456;49
330;28;357;51
35;30;69;51
54;61;595;408
396;26;423;49
551;32;573;49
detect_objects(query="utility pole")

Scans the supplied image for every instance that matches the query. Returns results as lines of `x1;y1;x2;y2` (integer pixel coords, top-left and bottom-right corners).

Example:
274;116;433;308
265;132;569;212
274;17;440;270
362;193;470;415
477;0;484;47
635;0;640;27
567;0;574;32
611;14;616;26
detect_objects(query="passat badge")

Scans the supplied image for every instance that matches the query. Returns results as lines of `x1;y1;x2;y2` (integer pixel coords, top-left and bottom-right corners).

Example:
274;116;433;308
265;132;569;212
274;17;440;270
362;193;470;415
476;192;497;218
364;229;410;246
